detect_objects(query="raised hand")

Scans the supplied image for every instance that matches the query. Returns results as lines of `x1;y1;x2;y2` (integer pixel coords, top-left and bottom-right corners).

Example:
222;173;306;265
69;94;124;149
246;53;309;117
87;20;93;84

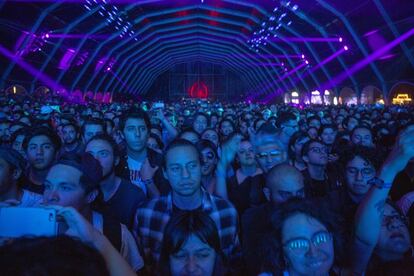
140;158;159;181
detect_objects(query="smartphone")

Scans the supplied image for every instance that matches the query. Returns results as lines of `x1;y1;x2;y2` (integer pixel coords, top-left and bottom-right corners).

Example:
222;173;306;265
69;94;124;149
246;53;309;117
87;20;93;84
0;207;58;238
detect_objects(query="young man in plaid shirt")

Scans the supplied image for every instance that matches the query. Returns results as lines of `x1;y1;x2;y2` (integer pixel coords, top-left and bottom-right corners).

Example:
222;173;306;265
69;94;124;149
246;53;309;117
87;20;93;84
133;139;239;269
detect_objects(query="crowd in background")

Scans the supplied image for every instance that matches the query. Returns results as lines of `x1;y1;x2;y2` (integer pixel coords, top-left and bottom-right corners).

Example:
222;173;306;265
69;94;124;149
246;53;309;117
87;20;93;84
0;92;414;276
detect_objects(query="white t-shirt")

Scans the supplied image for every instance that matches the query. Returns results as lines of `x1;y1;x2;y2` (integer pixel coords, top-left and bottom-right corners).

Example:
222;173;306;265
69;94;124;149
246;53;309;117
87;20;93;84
92;211;144;271
19;190;43;207
127;156;147;195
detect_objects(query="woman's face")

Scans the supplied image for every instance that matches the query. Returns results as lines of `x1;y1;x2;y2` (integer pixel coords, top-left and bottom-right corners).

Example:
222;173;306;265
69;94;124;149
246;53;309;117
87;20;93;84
170;234;216;276
376;204;411;259
201;148;217;176
282;213;334;275
237;140;255;166
220;121;234;136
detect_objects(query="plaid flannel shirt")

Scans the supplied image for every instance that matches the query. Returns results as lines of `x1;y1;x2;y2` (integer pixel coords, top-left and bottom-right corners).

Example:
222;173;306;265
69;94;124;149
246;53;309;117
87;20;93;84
133;189;239;266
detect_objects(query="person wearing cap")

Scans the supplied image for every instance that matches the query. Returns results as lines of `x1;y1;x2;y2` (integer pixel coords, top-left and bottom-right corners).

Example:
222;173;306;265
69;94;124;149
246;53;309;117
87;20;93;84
42;152;144;272
0;147;42;207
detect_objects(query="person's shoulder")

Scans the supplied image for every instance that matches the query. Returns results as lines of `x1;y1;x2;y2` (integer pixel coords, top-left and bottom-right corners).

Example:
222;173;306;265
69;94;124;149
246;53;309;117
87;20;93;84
136;196;169;215
208;194;237;213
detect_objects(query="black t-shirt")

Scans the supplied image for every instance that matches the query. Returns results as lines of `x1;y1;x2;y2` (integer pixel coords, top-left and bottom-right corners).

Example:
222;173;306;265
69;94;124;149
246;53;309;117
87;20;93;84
93;178;146;229
21;176;44;195
227;173;266;216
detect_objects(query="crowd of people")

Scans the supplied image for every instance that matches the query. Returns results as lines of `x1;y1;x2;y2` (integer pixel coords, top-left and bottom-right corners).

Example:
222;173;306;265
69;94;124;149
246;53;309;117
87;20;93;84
0;93;414;275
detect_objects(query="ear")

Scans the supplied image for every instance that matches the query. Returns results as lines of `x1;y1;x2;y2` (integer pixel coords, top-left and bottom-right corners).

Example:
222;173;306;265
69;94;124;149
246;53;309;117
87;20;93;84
86;189;99;204
162;167;169;181
302;155;309;163
263;187;271;202
12;168;22;180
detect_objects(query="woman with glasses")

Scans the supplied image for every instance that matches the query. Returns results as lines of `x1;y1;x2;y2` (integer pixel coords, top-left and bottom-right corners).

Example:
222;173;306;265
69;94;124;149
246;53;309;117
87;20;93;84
260;199;344;275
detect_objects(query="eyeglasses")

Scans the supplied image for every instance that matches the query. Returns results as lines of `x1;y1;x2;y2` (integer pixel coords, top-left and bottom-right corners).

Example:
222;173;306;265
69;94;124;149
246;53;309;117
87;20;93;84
256;150;282;159
283;231;332;255
309;147;328;154
346;167;375;178
381;214;408;228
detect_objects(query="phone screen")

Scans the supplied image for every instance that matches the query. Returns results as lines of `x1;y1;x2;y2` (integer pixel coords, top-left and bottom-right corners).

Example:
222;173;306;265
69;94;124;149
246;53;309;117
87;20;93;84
0;207;58;238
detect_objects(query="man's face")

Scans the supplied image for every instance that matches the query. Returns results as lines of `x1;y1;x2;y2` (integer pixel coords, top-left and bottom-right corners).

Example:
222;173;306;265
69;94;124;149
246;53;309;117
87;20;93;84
308;119;321;130
255;142;287;173
345;156;375;196
347;118;359;132
26;135;56;170
351;128;374;147
164;145;201;197
281;119;299;137
85;139;116;178
193;115;208;134
122;118;148;152
321;128;337;145
0;123;10;141
62;125;78;145
268;173;305;204
304;142;328;166
377;204;411;258
0;158;13;195
83;124;104;144
43;164;90;211
220;121;233;136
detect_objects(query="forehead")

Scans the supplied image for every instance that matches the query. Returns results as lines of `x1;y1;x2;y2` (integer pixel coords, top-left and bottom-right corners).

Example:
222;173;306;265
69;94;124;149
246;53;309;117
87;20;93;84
203;130;217;136
282;213;327;240
86;139;112;151
166;145;199;164
257;142;282;152
272;173;304;191
383;204;400;216
85;124;103;130
354;128;371;135
125;118;146;127
239;141;253;148
29;135;52;144
46;164;82;184
347;155;372;167
310;141;325;148
179;234;211;251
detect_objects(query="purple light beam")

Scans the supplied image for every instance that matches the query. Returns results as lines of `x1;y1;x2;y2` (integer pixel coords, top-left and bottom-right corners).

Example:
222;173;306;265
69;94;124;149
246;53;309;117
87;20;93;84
0;43;65;92
321;27;414;91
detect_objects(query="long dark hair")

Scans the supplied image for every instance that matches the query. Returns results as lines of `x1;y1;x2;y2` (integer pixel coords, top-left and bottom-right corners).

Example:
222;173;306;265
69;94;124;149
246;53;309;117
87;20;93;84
157;210;225;276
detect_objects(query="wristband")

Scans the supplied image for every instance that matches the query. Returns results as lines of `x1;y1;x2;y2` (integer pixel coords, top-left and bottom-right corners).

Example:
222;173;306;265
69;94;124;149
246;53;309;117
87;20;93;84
368;177;393;189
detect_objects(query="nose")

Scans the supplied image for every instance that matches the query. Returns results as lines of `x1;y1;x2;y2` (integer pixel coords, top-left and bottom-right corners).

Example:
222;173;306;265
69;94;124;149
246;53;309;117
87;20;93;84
306;243;319;257
185;256;198;273
181;166;190;178
266;154;273;163
355;170;363;180
44;189;59;204
36;147;44;155
134;129;141;137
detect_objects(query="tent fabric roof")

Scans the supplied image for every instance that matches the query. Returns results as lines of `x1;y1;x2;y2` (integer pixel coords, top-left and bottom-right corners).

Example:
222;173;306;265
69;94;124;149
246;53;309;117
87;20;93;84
0;0;413;97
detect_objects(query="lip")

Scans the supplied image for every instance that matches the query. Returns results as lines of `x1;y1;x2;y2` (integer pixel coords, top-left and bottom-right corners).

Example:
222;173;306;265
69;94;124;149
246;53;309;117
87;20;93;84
390;232;405;239
307;260;325;268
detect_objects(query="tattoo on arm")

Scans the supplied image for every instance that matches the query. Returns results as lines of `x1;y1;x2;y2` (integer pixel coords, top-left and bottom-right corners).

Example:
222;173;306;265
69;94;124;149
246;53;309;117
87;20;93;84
374;199;386;215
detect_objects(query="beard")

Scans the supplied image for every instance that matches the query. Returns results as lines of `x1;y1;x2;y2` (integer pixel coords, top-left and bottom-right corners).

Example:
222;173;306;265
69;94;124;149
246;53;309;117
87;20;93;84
101;166;115;182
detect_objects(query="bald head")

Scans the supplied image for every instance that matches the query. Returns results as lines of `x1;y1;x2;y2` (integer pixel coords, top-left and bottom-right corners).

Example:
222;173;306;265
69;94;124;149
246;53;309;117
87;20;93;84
264;163;305;204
